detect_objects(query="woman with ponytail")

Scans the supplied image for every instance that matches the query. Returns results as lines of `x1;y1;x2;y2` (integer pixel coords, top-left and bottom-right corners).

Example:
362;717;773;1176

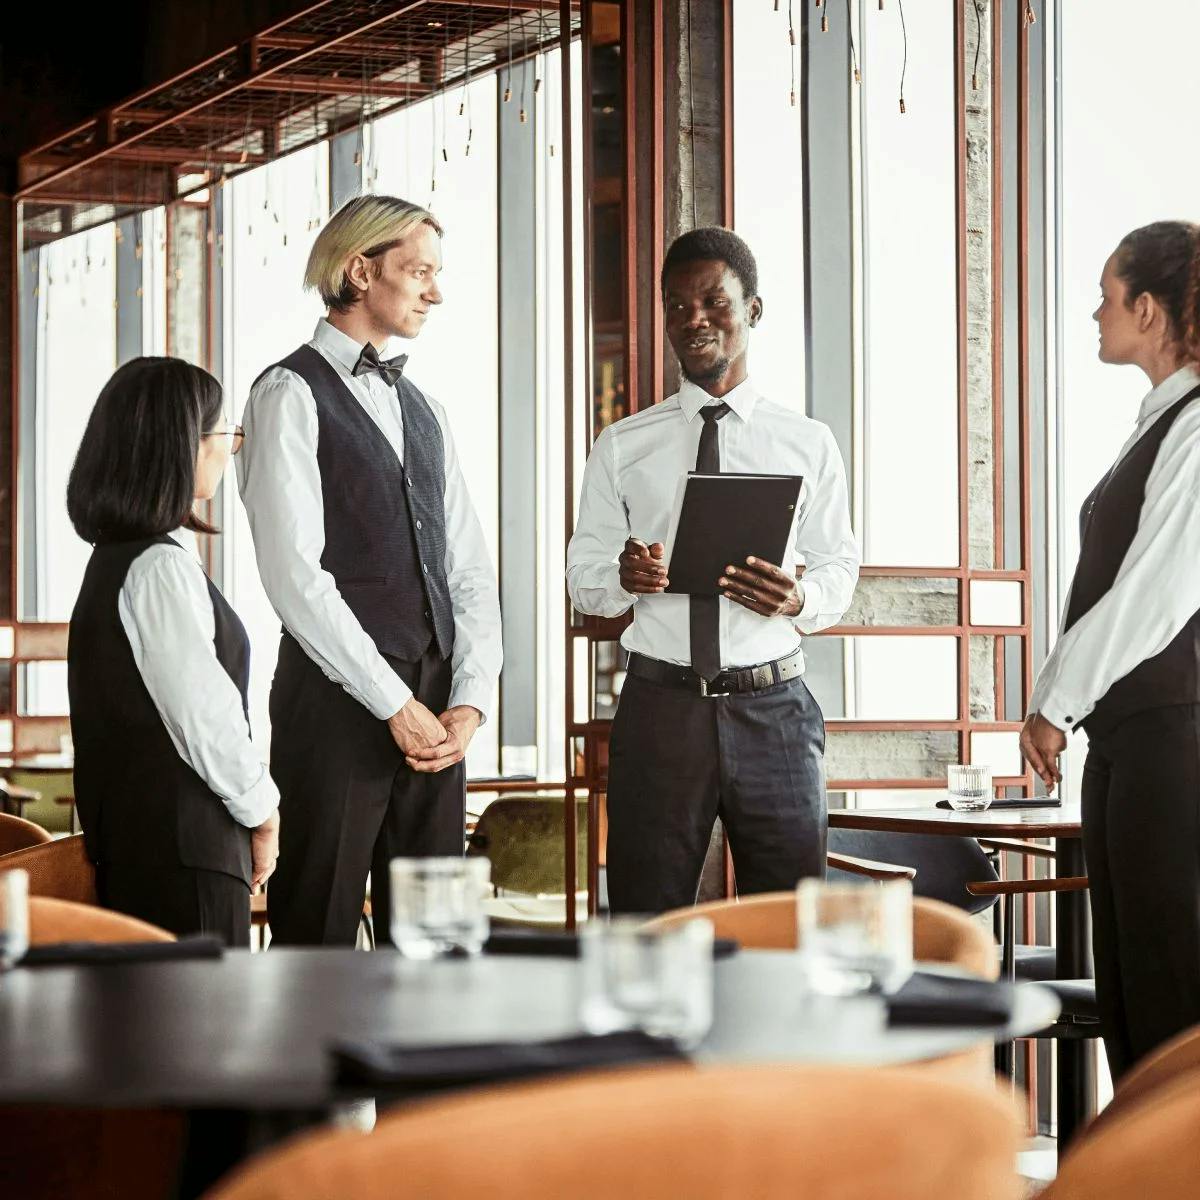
1021;220;1200;1078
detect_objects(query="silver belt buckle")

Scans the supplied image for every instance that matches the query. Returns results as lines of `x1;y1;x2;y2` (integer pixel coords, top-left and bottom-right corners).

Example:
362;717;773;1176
699;676;730;698
751;664;774;691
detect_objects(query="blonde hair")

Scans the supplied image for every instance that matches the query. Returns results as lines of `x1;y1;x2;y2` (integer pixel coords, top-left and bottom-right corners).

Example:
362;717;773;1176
304;194;443;312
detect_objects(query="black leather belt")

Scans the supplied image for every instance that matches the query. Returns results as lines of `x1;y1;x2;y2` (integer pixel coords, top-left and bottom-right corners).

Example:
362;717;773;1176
626;648;805;698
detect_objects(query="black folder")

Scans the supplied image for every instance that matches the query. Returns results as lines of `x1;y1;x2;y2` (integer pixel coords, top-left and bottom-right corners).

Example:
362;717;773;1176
663;472;804;596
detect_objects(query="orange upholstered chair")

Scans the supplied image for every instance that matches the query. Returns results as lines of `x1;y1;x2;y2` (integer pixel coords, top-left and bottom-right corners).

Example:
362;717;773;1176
1088;1022;1200;1133
0;833;97;904
0;897;183;1200
28;895;174;945
0;811;53;855
1042;1069;1200;1199
648;892;999;980
205;1064;1023;1200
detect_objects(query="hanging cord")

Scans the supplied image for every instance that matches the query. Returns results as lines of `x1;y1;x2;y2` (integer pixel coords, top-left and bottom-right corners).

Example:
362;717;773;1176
788;1;797;107
897;0;908;113
846;0;861;83
686;0;697;226
504;0;514;102
534;2;545;94
460;7;475;155
819;0;828;36
972;0;984;91
441;17;450;162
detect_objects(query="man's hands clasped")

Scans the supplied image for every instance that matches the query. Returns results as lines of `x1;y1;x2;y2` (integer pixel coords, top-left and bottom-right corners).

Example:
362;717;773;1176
388;697;482;774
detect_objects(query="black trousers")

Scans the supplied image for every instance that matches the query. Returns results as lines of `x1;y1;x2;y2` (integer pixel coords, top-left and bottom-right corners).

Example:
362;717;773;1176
606;671;827;914
266;634;465;947
97;862;250;947
1082;704;1200;1080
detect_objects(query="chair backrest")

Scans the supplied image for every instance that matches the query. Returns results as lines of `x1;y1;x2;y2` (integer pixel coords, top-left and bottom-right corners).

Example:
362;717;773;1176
647;892;999;980
28;896;174;945
0;834;97;904
1043;1069;1200;1199
1090;1022;1200;1132
827;828;998;914
0;812;53;855
467;796;587;894
204;1063;1023;1200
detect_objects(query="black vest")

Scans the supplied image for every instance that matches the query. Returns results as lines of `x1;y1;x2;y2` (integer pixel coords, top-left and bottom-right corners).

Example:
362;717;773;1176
67;536;253;884
1064;383;1200;736
273;345;454;662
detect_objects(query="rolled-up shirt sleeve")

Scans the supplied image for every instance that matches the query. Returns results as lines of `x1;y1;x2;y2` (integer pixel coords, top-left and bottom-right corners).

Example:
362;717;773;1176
428;397;502;720
236;370;411;720
793;426;860;634
566;427;639;618
119;546;278;829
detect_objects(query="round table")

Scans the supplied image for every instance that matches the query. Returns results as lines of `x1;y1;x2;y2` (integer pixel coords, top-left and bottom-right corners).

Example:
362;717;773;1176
829;802;1090;1143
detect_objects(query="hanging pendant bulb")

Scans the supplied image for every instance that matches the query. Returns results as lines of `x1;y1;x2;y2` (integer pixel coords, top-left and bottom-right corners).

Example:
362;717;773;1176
115;225;124;244
1025;2;1037;25
504;84;512;103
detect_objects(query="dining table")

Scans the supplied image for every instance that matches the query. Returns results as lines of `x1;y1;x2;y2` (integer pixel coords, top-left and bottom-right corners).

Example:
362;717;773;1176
0;946;1059;1195
828;801;1091;1145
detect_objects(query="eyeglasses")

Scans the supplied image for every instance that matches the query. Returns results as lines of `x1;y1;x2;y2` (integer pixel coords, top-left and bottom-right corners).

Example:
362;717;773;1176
203;423;245;455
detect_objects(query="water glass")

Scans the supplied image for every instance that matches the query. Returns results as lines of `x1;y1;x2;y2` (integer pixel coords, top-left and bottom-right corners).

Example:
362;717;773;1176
579;917;714;1047
0;869;30;970
796;879;913;996
947;764;993;812
389;857;491;959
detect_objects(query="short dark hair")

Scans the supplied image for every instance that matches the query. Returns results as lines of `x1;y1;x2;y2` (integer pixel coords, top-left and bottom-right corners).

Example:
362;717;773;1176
1114;220;1200;358
67;357;224;544
660;226;759;302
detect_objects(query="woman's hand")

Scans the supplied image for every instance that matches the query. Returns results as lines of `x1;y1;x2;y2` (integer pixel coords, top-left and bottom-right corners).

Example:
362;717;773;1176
251;808;281;891
1020;713;1067;793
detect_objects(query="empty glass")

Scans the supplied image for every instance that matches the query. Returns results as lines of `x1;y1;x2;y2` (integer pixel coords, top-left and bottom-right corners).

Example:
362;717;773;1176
579;917;714;1047
947;764;994;812
0;869;30;970
389;857;491;959
796;879;913;996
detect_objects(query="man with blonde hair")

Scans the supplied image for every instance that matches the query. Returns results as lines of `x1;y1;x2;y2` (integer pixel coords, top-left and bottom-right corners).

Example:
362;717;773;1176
237;194;501;946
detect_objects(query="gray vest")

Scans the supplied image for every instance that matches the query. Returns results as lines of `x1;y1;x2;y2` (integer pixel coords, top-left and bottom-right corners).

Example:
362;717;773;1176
273;345;454;662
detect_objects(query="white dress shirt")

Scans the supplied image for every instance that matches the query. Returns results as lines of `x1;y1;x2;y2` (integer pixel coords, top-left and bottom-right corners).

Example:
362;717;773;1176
567;377;860;670
236;318;501;721
118;528;279;828
1031;364;1200;731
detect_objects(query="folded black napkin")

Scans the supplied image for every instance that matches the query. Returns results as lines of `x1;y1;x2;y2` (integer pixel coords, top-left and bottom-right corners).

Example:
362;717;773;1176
935;797;1061;810
331;1030;688;1095
19;934;224;967
886;971;1016;1027
483;928;740;959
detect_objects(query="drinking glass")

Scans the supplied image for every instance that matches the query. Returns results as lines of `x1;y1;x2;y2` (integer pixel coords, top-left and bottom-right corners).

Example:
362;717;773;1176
947;764;993;812
389;857;491;959
0;869;30;970
795;879;913;996
579;917;714;1047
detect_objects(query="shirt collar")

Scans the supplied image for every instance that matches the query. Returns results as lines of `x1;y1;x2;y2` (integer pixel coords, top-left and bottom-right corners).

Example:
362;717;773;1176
678;376;759;424
1136;364;1200;428
312;318;397;375
167;526;202;563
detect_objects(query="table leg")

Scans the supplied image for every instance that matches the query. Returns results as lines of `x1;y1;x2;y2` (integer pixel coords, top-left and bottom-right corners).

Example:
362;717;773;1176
1055;837;1094;1149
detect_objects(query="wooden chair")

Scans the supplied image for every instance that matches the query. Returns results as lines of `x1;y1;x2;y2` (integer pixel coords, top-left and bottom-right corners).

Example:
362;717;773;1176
1041;1069;1200;1199
647;892;998;981
204;1063;1023;1200
0;833;97;904
0;811;53;855
28;895;174;945
0;895;184;1200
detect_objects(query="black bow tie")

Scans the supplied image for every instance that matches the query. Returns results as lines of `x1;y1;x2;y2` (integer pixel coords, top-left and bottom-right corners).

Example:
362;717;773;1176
352;342;408;387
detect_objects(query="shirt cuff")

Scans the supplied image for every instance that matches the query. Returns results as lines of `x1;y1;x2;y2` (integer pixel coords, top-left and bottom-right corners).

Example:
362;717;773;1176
448;677;494;723
1034;692;1089;734
224;766;281;829
793;576;824;633
362;665;413;721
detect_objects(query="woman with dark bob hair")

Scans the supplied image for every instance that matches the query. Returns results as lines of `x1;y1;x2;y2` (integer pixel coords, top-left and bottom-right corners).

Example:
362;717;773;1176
66;357;279;945
1022;220;1200;1078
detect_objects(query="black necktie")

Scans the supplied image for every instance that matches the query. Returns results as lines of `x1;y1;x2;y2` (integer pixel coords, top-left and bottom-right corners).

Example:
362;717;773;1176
351;342;409;387
689;402;731;682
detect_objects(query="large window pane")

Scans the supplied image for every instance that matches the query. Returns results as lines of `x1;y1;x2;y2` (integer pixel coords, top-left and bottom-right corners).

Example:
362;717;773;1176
860;0;958;565
223;145;329;754
733;0;805;412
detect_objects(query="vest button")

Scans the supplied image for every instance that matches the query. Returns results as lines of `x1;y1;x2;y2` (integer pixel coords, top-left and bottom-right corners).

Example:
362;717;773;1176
415;519;423;530
424;609;433;622
422;563;429;574
407;476;414;487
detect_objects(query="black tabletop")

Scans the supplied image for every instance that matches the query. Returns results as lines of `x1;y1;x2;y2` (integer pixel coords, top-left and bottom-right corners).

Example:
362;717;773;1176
0;948;1059;1111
